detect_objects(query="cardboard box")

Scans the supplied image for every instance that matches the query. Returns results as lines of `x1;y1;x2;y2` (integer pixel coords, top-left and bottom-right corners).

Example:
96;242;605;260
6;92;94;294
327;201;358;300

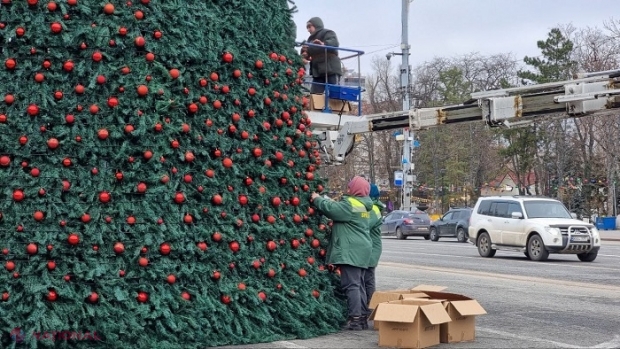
370;299;452;349
401;289;487;344
307;93;351;113
368;285;447;310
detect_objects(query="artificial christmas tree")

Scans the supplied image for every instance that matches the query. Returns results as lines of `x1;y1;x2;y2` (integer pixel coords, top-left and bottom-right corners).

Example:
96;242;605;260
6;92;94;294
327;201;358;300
0;1;346;348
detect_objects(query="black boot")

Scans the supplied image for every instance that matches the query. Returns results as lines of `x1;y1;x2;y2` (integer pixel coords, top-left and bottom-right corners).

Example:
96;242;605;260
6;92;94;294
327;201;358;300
347;316;363;331
360;315;369;330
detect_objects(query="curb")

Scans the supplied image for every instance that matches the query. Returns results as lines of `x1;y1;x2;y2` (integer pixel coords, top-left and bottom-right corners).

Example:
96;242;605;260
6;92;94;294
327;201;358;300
602;237;620;242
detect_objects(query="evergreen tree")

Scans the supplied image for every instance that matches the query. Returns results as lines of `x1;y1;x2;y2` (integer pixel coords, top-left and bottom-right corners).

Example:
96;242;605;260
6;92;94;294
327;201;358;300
0;1;345;348
517;28;576;84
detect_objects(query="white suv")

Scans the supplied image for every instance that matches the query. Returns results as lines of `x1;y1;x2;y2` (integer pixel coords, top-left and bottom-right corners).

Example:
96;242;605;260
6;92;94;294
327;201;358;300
468;196;601;262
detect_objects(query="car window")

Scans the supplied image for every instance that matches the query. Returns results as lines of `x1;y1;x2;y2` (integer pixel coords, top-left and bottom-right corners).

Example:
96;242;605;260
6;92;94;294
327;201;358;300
443;212;454;220
393;213;404;219
384;213;394;220
524;200;572;219
507;203;522;218
478;200;491;215
454;211;465;219
495;202;509;217
460;210;472;219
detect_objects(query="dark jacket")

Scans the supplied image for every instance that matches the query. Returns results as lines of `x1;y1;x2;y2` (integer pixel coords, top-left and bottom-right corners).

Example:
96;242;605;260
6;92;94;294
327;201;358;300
312;195;373;268
305;17;342;78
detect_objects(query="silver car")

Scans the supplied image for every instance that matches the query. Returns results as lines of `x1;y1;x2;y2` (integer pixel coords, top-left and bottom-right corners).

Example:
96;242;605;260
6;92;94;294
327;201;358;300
381;210;431;240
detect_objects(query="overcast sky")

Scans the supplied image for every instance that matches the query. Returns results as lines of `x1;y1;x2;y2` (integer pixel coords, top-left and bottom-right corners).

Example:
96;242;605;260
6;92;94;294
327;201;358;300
292;0;618;75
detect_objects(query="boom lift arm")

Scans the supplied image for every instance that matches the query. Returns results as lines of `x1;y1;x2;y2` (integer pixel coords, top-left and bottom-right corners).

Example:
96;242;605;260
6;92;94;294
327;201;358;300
310;69;620;164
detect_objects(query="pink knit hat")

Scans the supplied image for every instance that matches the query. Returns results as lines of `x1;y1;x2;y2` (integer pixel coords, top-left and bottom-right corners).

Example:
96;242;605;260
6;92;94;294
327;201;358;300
347;176;370;197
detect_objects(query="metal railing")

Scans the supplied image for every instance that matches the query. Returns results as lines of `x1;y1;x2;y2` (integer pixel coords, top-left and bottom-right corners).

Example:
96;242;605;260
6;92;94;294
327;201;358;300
296;42;364;115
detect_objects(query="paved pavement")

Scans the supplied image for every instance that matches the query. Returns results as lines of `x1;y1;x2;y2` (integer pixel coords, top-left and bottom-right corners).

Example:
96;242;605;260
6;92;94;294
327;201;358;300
216;239;620;349
599;229;620;241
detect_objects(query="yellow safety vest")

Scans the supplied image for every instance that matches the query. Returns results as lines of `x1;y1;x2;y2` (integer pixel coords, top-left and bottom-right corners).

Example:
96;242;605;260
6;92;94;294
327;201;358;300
347;197;370;218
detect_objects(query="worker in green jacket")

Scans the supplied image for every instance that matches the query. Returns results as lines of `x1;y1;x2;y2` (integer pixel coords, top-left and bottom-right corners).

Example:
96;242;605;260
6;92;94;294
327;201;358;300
311;176;373;331
361;184;386;329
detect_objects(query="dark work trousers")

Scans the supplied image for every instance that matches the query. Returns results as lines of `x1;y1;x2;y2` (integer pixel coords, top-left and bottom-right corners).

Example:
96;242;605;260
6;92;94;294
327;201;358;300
338;264;366;318
362;267;375;317
310;74;340;94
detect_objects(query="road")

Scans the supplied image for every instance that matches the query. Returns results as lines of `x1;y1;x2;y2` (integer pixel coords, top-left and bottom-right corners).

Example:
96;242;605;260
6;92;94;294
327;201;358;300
216;238;620;349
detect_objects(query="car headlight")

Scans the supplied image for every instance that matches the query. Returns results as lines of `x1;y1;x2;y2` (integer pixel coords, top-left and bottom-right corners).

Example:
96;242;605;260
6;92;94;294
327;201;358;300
544;226;561;235
590;227;599;237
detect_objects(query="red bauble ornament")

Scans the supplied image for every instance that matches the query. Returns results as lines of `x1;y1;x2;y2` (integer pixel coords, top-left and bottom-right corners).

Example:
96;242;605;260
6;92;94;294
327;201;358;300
212;194;223;205
134;36;146;47
92;51;103;62
50;22;62;34
26;243;38;255
212;232;222;242
113;242;125;254
47;290;58;301
229;241;239;253
266;241;277;252
174;192;185;204
68;233;79;245
99;191;111;203
137;182;147;193
88;292;99;303
12;189;24;202
183;214;193;224
33;210;44;221
5;261;15;271
159;243;171;255
184;151;195;162
136;292;148;303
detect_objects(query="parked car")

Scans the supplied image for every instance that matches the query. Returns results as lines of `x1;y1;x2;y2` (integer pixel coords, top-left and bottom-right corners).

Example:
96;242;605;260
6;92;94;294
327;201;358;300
468;196;601;262
429;208;472;242
381;209;431;240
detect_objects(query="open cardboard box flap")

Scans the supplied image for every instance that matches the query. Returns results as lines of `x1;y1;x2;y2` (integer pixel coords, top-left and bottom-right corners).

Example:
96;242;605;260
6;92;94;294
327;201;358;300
450;299;487;316
370;299;451;325
368;289;411;309
413;291;487;316
411;285;448;292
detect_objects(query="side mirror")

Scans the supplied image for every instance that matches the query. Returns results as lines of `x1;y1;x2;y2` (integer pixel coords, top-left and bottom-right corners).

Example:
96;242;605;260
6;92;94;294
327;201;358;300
511;212;523;219
571;213;578;219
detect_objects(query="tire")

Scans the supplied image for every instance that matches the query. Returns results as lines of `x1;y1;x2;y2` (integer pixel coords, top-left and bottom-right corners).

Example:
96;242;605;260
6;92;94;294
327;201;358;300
577;250;598;262
527;234;549;261
476;232;496;257
524;251;531;260
396;227;407;240
429;228;439;241
423;235;430;240
456;228;467;243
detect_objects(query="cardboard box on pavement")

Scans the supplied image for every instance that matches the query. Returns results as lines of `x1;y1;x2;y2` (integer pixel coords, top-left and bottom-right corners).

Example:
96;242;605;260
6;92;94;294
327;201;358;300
368;285;447;309
370;299;452;349
403;289;487;344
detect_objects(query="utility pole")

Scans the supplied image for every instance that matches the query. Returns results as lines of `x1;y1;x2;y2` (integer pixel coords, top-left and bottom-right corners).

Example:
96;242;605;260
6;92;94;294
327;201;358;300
400;0;413;211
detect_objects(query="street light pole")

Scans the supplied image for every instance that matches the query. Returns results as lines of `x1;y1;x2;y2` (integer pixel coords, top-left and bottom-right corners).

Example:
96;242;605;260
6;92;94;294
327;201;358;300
400;0;413;211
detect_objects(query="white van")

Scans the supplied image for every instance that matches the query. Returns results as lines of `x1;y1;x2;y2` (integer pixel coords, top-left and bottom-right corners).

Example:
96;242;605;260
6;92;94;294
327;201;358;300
468;196;601;262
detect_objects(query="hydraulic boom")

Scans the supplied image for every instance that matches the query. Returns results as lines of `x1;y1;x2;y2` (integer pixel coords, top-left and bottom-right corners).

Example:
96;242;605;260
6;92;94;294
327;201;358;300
310;69;620;164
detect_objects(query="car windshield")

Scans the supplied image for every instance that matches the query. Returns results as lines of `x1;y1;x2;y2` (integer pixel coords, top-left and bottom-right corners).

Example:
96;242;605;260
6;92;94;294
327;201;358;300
523;200;572;219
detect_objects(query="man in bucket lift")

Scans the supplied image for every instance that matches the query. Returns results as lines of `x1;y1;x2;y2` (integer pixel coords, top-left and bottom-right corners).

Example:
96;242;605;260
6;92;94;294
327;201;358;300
301;17;342;94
